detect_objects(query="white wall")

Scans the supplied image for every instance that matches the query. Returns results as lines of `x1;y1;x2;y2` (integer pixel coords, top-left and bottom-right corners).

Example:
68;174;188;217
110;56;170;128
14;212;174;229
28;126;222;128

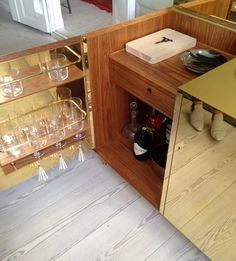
112;0;174;24
135;0;174;17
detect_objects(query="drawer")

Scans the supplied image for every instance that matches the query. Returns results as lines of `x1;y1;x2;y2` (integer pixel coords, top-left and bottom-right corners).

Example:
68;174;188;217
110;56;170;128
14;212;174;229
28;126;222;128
110;63;176;119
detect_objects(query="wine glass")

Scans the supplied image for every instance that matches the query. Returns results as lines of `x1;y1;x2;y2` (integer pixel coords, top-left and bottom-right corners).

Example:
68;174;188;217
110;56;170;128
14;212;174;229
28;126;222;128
0;67;23;97
46;102;65;141
47;102;68;170
68;97;86;163
0;109;25;158
56;86;72;100
46;53;69;82
67;97;85;133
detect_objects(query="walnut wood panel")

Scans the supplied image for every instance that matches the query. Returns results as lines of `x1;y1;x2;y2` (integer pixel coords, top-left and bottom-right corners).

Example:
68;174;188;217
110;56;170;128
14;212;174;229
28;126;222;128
109;50;195;119
86;9;172;148
181;0;232;19
0;65;84;105
109;45;234;119
96;141;163;209
169;11;236;54
88;9;236;149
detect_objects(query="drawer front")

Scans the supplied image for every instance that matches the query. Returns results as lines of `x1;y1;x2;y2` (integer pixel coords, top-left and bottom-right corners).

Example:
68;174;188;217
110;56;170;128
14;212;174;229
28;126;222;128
110;64;176;119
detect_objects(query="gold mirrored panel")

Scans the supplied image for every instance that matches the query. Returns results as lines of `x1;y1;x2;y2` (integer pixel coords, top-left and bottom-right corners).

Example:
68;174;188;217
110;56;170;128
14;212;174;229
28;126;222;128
163;91;236;260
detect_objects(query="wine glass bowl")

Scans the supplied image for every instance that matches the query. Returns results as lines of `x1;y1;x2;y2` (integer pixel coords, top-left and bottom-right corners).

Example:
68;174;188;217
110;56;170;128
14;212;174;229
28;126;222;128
0;109;27;158
46;102;65;141
46;53;68;82
67;97;85;132
0;68;23;97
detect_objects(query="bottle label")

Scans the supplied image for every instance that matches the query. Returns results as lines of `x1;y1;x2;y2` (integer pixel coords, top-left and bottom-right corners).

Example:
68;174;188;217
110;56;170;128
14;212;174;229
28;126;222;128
134;142;147;155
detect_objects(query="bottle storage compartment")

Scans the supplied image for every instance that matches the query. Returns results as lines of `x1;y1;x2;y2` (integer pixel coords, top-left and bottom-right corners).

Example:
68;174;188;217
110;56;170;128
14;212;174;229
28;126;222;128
120;94;172;177
95;87;169;209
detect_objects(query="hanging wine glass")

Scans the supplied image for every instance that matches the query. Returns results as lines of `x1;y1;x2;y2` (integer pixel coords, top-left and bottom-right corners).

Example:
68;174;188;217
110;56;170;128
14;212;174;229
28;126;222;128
47;102;67;170
21;110;48;181
69;97;86;163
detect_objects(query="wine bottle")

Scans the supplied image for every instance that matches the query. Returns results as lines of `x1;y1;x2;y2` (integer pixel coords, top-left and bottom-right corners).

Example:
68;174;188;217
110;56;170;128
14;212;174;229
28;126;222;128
151;118;172;168
133;127;152;161
147;108;162;132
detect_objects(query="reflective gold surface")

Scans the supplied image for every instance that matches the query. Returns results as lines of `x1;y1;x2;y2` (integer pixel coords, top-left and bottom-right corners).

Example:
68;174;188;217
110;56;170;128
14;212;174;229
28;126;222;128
180;58;236;119
163;93;236;260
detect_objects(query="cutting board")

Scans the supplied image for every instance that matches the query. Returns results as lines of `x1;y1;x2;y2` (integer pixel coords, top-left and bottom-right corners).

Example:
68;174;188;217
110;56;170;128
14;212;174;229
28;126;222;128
126;28;197;64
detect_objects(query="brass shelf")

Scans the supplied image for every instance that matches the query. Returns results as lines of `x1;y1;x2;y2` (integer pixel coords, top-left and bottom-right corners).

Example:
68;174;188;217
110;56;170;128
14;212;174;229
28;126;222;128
0;99;87;168
0;46;82;88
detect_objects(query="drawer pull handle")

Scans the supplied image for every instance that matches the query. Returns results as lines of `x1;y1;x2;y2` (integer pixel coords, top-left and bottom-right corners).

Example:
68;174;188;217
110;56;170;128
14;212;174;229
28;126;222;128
147;87;152;94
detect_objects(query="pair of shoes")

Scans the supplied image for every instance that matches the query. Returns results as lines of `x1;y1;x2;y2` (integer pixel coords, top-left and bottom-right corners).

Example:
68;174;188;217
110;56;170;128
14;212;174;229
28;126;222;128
190;102;225;141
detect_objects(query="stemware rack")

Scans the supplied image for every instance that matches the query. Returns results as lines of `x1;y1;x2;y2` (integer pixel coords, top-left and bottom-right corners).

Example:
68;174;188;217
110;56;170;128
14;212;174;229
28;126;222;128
0;98;87;174
0;46;82;91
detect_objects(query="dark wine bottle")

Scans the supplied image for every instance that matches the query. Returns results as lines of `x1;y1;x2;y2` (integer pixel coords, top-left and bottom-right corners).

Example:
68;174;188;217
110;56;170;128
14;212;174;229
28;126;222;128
133;127;152;161
151;118;172;168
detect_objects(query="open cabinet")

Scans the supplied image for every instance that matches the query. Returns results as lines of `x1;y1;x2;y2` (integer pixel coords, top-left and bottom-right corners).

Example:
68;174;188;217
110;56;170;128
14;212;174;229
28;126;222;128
0;5;235;260
86;7;235;209
0;37;94;179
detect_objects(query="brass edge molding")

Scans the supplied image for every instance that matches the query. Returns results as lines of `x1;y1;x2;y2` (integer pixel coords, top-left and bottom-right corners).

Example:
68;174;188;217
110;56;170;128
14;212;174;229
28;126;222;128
80;35;95;149
172;6;236;32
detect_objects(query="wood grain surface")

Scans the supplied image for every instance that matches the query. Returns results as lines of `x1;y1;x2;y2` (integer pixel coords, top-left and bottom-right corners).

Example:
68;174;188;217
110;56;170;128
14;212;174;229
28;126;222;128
181;0;232;19
0;153;209;261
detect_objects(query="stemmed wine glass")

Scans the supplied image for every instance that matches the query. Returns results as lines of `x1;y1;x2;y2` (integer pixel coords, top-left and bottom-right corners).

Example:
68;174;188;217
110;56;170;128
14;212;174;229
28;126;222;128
21;110;49;181
0;109;26;158
67;97;86;163
47;102;68;170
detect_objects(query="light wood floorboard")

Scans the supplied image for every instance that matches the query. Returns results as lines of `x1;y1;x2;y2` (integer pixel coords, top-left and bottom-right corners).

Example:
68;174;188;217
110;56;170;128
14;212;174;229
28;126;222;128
0;152;208;261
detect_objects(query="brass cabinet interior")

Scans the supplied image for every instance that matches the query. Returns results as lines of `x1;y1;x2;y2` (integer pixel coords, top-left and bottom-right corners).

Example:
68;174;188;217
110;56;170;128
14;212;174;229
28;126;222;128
0;39;94;181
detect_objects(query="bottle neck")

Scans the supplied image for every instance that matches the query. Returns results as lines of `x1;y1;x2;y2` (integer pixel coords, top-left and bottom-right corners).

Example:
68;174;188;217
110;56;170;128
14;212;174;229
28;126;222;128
131;110;137;125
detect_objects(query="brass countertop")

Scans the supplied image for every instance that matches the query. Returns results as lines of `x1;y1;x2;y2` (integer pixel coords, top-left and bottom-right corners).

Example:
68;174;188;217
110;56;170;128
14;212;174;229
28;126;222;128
180;58;236;119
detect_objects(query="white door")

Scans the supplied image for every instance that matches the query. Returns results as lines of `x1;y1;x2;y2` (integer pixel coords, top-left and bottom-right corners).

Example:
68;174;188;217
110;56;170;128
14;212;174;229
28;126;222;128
8;0;64;33
112;0;136;23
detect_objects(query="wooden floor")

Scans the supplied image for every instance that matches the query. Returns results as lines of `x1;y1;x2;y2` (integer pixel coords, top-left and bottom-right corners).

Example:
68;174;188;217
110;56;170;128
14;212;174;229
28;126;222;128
0;152;208;261
164;98;236;261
